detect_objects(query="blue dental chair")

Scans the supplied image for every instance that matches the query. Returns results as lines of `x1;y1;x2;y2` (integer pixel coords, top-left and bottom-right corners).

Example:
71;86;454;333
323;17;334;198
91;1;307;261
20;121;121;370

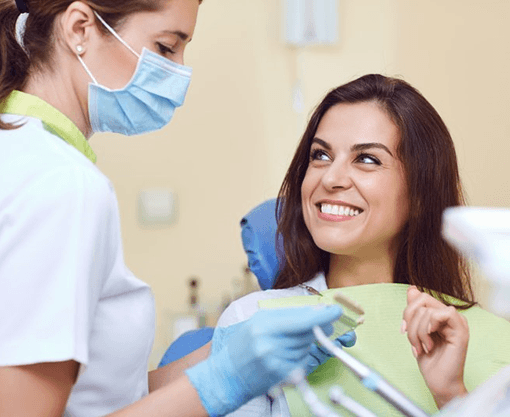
158;198;282;367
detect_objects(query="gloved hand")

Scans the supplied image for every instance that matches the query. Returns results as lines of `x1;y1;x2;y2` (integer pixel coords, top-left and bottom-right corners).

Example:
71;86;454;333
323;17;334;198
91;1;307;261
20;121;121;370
209;325;356;377
185;305;344;416
303;330;356;375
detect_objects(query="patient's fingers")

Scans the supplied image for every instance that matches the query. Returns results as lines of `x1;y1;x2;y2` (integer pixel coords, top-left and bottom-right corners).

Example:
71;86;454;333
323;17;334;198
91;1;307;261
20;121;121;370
404;287;444;355
428;306;469;350
403;286;446;327
428;306;466;334
406;305;433;356
404;288;468;357
418;308;436;355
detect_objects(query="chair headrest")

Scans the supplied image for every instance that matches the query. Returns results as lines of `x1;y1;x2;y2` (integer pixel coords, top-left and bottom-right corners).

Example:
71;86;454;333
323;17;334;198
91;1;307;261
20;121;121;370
240;198;283;290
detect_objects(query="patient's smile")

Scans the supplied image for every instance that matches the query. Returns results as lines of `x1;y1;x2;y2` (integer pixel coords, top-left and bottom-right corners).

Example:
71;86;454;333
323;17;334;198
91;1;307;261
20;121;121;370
319;203;361;219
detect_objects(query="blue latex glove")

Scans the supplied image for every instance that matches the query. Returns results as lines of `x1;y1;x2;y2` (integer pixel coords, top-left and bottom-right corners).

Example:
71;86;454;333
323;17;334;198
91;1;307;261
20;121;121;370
209;323;356;377
303;331;356;375
185;305;343;416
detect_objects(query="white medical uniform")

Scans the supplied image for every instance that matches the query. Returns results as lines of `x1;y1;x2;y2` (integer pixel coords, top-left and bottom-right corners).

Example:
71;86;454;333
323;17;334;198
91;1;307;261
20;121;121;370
216;274;328;417
0;91;155;417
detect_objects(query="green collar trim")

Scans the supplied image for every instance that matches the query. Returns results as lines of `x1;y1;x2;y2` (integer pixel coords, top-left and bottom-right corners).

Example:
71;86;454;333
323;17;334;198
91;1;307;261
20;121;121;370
0;90;97;164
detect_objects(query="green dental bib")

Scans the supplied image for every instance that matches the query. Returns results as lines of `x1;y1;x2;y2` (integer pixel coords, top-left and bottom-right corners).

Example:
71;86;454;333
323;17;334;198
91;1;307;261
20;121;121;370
259;284;510;416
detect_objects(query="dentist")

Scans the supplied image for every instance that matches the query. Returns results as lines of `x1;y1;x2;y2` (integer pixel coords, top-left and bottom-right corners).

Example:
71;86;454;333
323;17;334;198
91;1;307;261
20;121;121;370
0;1;353;416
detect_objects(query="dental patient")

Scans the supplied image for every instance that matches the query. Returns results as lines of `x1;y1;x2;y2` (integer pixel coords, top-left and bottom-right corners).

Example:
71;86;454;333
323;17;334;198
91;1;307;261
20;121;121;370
217;74;510;416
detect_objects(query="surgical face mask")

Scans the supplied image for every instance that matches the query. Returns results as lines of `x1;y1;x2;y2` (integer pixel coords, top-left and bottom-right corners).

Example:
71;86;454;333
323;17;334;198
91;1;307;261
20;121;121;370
77;12;192;136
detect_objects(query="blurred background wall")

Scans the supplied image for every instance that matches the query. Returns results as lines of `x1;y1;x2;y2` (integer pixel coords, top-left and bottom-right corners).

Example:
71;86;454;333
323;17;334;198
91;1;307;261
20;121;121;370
89;0;510;367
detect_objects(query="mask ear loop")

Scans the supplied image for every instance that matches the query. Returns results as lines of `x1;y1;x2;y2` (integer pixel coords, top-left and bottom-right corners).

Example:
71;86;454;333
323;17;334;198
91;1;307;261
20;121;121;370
76;11;140;85
93;12;140;59
76;48;99;85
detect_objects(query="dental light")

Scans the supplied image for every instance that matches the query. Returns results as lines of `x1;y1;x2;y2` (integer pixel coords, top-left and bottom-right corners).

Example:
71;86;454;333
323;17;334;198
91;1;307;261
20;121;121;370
435;206;510;417
442;207;510;319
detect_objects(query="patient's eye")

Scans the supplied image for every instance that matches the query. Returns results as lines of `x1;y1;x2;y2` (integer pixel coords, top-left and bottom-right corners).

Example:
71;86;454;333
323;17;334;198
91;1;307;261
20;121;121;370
354;152;381;165
310;148;331;162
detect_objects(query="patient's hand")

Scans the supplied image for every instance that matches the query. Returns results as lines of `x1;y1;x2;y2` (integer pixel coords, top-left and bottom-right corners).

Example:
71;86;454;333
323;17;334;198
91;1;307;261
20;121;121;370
402;286;469;409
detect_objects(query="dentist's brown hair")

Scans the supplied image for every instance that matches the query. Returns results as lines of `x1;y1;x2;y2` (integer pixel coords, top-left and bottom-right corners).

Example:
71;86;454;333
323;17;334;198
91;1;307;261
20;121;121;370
274;74;475;308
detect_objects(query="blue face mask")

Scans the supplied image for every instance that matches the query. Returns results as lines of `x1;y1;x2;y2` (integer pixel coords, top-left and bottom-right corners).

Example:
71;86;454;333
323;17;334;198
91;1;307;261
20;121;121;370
77;12;192;136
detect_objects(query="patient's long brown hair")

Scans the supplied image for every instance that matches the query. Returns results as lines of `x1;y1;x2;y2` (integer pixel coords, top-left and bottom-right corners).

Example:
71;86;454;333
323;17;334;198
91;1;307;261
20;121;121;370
274;74;475;308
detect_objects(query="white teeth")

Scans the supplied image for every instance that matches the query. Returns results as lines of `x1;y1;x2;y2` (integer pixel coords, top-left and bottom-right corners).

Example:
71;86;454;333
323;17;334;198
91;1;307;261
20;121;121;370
320;204;361;217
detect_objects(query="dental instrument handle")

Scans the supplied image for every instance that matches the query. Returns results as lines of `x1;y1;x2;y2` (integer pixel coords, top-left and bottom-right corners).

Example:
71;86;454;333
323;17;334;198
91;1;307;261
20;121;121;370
313;327;430;417
329;386;378;417
287;368;344;417
371;376;430;417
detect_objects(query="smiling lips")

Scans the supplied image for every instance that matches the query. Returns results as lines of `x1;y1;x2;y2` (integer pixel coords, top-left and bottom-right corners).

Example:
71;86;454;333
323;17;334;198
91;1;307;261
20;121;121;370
318;203;363;221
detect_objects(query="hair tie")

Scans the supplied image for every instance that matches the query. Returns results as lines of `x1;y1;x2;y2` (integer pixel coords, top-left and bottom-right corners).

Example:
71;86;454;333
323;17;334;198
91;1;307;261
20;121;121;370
15;0;29;14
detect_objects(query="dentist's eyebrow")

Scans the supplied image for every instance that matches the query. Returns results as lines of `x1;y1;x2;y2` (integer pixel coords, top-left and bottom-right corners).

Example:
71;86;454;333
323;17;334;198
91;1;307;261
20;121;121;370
161;30;192;42
311;138;331;150
351;142;393;157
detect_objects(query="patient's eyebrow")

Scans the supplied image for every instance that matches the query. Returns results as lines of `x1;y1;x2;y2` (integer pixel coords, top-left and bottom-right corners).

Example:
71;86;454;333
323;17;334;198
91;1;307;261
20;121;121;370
312;138;393;157
311;138;331;150
351;142;393;157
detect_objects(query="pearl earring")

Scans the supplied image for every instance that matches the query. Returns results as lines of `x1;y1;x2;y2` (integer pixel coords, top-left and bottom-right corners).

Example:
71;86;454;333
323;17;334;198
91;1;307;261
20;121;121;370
76;45;84;54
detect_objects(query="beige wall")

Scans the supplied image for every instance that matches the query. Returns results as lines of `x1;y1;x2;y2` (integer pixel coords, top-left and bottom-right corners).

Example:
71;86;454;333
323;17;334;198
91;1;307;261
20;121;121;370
395;0;510;208
89;0;510;367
